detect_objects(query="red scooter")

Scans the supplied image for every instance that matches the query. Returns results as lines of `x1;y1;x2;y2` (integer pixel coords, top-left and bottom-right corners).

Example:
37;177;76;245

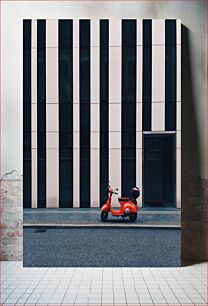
101;183;140;222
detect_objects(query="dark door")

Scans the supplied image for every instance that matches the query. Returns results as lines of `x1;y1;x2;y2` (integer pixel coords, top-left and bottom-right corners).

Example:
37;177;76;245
143;134;176;207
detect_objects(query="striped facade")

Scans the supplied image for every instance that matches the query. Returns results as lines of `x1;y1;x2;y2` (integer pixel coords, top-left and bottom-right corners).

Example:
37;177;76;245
23;19;181;209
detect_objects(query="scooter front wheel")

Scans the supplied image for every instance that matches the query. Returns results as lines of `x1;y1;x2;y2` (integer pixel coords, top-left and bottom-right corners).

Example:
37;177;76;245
129;212;137;222
101;210;108;222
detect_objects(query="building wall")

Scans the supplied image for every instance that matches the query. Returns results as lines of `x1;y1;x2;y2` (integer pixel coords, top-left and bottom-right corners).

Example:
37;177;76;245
23;18;181;209
1;1;207;261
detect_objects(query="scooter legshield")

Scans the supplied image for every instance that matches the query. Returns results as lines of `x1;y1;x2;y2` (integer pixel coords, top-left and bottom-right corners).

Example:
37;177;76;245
101;203;109;212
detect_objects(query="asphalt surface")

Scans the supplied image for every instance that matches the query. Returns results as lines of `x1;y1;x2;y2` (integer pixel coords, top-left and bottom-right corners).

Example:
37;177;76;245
23;208;181;227
23;227;181;267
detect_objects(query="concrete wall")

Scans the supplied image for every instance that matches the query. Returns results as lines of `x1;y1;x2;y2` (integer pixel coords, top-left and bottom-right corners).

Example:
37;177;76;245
0;1;207;262
0;171;23;260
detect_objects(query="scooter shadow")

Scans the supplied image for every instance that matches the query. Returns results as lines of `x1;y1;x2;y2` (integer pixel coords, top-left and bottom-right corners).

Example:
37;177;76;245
100;218;134;224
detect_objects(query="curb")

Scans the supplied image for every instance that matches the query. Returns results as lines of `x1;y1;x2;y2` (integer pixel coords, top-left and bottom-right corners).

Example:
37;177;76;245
23;223;181;229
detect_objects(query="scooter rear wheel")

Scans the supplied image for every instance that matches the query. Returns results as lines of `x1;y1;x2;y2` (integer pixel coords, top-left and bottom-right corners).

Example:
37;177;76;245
101;210;108;222
129;212;137;222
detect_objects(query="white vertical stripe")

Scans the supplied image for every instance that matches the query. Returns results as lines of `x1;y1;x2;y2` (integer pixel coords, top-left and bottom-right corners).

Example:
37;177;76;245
177;131;181;148
136;20;143;205
46;20;59;208
31;20;37;208
152;46;165;103
109;132;121;149
109;54;121;103
46;149;59;208
176;20;181;209
91;19;99;47
152;19;165;45
136;103;142;131
91;19;100;207
46;19;58;48
176;148;181;208
32;149;37;208
177;19;181;126
109;19;121;205
137;19;142;46
32;132;37;148
109;19;121;46
136;149;143;207
46;49;58;103
152;20;165;131
46;105;58;131
177;45;181;102
152;103;165;131
136;131;142;149
136;20;143;103
73;19;80;208
176;19;181;46
32;19;37;49
177;102;181;131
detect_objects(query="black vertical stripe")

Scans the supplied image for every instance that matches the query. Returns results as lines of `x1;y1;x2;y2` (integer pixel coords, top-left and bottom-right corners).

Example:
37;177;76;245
100;20;109;205
121;20;136;196
142;20;152;131
59;20;73;208
23;20;31;208
80;20;90;208
37;20;46;208
165;20;176;131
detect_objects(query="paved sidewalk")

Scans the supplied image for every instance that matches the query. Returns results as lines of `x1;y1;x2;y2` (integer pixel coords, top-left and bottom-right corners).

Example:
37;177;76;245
0;261;207;305
23;208;181;228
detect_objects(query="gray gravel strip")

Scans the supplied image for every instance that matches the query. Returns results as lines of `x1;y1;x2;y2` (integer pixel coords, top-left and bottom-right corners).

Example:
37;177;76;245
23;227;181;267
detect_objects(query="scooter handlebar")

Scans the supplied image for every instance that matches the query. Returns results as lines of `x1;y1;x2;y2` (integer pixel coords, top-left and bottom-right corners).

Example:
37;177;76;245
108;187;119;195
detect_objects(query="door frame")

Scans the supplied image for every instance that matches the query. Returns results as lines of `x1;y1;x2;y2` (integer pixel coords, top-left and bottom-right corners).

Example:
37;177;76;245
142;132;176;208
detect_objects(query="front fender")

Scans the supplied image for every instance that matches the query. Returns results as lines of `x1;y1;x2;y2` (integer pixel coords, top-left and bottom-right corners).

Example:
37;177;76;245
101;203;109;212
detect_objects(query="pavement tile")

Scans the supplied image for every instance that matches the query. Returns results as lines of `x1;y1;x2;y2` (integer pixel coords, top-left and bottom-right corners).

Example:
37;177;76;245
88;299;102;304
102;293;114;297
1;262;207;306
102;295;114;300
102;289;114;293
126;298;140;303
75;298;89;304
62;297;76;303
165;298;180;304
114;290;125;293
137;294;151;298
46;298;64;303
114;293;126;297
126;294;138;298
66;288;78;293
138;299;152;304
114;299;127;303
77;293;90;298
3;299;19;304
176;297;192;303
89;294;102;298
189;295;207;303
76;288;91;293
26;297;40;303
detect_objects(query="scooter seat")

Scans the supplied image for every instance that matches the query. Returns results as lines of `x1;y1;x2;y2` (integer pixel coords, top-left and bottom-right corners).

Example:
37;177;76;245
118;197;131;202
